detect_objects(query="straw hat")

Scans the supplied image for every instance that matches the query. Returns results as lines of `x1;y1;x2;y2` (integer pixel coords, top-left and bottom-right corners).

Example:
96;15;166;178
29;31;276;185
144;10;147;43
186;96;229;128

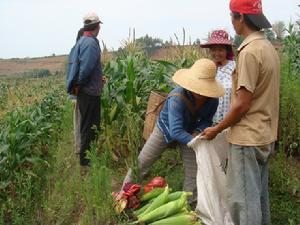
172;58;225;98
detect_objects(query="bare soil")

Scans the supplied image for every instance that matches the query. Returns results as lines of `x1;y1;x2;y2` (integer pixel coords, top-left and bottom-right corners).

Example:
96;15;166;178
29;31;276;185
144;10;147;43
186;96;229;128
0;55;67;76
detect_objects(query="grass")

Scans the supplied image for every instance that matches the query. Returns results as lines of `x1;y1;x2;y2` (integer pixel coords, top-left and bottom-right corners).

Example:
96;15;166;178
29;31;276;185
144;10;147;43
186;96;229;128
147;148;184;192
36;100;83;225
27;101;185;225
34;110;299;225
269;149;300;225
35;101;126;225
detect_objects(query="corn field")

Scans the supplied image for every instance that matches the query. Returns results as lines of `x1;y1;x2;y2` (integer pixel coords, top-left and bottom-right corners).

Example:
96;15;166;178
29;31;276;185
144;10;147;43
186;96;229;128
0;24;300;225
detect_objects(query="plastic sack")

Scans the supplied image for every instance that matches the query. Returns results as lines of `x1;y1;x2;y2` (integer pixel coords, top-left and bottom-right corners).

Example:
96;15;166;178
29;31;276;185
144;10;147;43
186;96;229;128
188;131;233;225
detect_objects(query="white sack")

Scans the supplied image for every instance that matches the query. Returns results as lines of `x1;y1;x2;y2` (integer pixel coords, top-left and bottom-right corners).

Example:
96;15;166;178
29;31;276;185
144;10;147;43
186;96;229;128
188;131;233;225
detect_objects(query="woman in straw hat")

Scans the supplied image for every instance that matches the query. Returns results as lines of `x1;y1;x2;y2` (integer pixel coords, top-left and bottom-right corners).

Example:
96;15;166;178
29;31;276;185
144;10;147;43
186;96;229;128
201;29;235;124
182;30;235;225
121;58;224;208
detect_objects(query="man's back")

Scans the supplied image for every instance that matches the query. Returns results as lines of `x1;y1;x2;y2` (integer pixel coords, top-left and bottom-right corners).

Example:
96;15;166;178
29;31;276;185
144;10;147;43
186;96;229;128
76;12;102;166
77;36;102;96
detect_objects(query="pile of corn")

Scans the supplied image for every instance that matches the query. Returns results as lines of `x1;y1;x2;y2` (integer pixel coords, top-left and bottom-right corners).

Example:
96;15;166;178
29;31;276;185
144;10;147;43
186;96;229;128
131;186;202;225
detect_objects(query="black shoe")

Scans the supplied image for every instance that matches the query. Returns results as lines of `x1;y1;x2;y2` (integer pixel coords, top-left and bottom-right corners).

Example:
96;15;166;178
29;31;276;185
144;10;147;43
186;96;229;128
80;159;90;167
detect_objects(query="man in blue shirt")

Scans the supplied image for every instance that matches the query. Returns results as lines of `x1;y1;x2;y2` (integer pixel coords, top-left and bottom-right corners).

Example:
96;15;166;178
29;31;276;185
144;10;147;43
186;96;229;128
67;12;103;166
122;58;224;208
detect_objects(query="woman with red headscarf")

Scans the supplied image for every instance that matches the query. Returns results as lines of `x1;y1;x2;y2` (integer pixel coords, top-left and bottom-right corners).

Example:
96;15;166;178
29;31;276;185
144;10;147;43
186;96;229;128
201;30;235;124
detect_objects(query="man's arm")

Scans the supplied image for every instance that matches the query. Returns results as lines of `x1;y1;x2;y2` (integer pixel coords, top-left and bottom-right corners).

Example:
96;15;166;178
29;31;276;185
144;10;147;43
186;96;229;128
201;87;253;140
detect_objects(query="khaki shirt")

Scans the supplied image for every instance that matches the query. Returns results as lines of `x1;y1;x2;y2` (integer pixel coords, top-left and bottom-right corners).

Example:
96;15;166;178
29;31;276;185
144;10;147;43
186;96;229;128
227;31;280;146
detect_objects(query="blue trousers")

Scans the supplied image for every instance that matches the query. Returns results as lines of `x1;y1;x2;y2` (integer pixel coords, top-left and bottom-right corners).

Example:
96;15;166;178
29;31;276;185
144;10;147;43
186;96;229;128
226;143;274;225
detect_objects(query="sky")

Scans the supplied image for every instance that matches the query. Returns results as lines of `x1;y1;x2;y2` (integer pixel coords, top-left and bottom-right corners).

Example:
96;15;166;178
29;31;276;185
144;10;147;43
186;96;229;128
0;0;299;59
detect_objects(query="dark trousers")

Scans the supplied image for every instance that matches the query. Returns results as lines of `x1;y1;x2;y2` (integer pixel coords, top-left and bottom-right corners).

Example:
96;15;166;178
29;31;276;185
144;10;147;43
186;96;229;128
77;91;100;166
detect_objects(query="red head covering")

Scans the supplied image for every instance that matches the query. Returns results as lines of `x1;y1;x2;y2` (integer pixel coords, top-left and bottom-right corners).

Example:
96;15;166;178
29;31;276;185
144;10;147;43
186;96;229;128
200;30;234;60
229;0;271;28
230;0;262;14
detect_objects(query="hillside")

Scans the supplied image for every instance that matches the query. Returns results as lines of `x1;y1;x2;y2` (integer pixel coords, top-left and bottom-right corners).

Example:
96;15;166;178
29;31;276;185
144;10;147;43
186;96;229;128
0;55;67;76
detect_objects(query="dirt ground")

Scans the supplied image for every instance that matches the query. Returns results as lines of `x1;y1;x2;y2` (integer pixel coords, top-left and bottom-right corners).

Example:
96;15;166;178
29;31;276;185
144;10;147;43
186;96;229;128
0;55;67;76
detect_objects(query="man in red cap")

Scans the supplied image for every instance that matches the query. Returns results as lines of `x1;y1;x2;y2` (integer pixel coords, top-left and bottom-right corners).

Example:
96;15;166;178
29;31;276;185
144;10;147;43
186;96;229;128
201;0;280;224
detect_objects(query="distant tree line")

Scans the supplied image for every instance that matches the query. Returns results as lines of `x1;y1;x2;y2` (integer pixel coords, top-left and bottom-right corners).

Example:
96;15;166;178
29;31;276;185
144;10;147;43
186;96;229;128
117;20;288;53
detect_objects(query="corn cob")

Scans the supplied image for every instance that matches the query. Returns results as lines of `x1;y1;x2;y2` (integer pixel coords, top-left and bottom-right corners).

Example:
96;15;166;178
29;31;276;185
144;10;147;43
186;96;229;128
151;207;189;219
137;192;190;223
134;189;167;216
133;202;151;216
171;207;189;216
168;191;192;202
148;212;198;225
140;187;165;202
167;191;183;201
192;222;203;225
139;186;169;217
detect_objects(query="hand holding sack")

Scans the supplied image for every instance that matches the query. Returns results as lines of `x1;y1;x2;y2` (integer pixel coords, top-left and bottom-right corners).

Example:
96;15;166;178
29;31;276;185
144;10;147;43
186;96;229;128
187;131;234;225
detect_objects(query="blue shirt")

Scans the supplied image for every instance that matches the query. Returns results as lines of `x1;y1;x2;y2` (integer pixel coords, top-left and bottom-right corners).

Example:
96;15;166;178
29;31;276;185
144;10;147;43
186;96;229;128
66;36;103;96
157;87;218;145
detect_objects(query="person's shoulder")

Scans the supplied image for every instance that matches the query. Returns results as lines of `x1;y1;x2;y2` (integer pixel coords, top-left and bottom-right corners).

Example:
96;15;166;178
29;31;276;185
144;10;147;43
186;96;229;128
244;37;273;54
240;40;275;65
68;43;80;59
79;36;97;46
169;86;184;95
226;60;236;71
69;46;75;56
167;87;185;105
238;47;257;62
176;86;185;93
258;38;277;54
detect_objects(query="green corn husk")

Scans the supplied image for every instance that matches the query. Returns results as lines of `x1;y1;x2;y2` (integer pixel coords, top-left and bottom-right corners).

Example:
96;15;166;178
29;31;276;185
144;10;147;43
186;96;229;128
171;207;189;216
133;202;151;216
148;212;198;225
149;207;189;220
139;186;169;217
192;222;203;225
140;187;165;202
168;191;192;202
167;191;184;201
137;192;191;223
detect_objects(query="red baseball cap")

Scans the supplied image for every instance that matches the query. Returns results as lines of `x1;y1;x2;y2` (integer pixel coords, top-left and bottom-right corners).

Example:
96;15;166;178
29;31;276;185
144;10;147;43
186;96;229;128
230;0;271;29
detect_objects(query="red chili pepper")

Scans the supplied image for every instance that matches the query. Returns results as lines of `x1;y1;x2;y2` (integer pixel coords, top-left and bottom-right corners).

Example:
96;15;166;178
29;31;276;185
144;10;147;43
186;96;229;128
116;183;142;209
144;184;154;193
143;177;167;193
124;184;141;198
148;176;166;187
